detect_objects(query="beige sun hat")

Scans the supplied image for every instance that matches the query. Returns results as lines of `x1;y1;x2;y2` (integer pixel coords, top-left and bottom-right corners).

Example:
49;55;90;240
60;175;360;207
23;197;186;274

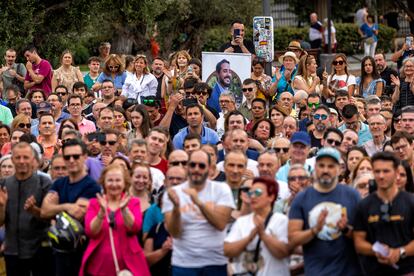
278;51;299;64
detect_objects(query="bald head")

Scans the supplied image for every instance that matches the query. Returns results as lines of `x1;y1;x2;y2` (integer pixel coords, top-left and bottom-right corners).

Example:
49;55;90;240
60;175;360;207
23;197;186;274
168;150;189;167
165;166;187;187
230;129;249;152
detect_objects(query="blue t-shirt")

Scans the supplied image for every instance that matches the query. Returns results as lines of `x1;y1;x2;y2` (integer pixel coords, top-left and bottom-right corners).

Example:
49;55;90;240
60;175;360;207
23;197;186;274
50;175;101;204
97;72;127;90
289;184;362;276
360;23;378;42
172;126;219;150
143;203;164;233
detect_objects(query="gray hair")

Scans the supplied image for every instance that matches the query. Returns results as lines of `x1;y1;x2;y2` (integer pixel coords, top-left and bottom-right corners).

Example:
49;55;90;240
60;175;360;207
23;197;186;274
62;129;82;140
288;164;310;177
219;91;235;102
128;138;147;152
400;57;414;79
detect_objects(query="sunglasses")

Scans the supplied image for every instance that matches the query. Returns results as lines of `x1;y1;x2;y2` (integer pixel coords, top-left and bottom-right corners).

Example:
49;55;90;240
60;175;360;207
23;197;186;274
108;65;120;70
326;138;341;147
63;154;81;161
18;123;31;128
196;91;209;96
56;92;67;96
99;140;117;146
308;103;320;108
332;60;345;65
142;98;158;106
247;188;264;198
313;114;328;120
345;121;359;129
170;160;188;166
242;88;254;92
52;166;67;171
288;176;308;182
380;203;391;222
272;147;289;153
188;161;207;170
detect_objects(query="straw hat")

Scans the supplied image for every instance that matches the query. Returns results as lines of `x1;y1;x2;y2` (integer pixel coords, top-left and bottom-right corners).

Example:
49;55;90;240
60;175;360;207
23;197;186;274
278;51;299;64
287;41;303;51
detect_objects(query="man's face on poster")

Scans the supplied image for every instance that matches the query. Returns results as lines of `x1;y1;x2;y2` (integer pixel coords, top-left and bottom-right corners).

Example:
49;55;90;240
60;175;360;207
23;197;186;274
218;62;231;88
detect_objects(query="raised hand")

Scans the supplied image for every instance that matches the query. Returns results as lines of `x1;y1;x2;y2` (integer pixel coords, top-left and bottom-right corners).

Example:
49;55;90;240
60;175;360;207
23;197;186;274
167;188;180;208
96;193;107;211
390;74;400;87
314;208;329;233
183;188;200;205
26;61;32;71
120;194;131;210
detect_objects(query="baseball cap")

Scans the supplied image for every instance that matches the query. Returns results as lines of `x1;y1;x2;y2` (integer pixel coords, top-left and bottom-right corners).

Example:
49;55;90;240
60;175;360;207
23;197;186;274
316;147;341;163
37;101;52;113
290;131;311;146
329;108;338;117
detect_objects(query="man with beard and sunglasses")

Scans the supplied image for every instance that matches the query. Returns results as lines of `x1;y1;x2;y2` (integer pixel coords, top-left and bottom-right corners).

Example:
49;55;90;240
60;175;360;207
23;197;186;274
288;148;362;275
354;152;414;275
162;149;235;275
310;105;331;148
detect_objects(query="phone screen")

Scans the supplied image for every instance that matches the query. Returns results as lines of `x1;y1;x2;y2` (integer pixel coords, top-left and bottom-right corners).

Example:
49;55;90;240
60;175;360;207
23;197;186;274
233;29;241;38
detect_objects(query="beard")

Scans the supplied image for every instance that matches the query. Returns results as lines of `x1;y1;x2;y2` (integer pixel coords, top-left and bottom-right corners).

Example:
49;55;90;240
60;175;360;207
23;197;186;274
319;174;337;189
315;123;326;132
189;171;209;186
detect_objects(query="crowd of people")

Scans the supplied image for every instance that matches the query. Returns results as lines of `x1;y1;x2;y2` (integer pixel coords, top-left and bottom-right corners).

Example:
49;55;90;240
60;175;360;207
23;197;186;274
0;15;413;276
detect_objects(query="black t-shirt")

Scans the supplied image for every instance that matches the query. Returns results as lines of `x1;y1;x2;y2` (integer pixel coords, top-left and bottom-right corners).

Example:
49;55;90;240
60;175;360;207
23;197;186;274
380;67;398;96
310;131;322;149
354;191;414;275
50;175;101;204
169;113;188;138
213;171;226;182
147;223;171;276
219;39;256;55
395;81;414;111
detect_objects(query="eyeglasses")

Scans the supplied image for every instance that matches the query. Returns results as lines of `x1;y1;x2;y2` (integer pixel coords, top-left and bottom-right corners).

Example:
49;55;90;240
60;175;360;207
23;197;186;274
167;176;186;182
308;103;320;108
332;60;345;66
313;114;328;120
188;161;207;170
272;147;289;153
247;188;264;198
242;88;254;92
326;138;341;147
69;103;82;108
52;166;67;171
170;160;188;166
345;121;359;129
63;154;81;161
288;176;308;182
99;140;117;146
380;203;391;222
56;92;67;96
18;123;31;128
108;65;120;70
394;143;408;152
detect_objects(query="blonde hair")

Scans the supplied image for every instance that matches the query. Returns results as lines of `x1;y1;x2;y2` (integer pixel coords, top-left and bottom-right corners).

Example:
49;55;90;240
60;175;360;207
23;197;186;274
11;114;31;132
174;50;191;68
133;54;150;74
98;164;131;194
103;54;125;75
297;54;316;80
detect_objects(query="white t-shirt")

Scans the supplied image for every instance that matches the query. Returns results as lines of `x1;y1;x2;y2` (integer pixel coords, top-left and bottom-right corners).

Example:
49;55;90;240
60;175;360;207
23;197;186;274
150;167;164;192
121;72;158;101
162;180;235;267
225;212;290;276
324;25;337;44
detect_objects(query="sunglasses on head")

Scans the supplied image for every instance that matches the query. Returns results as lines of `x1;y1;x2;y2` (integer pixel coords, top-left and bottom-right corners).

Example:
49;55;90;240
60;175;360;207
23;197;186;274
308;103;319;108
242;88;254;92
332;60;345;66
18;123;31;128
326;138;341;146
188;161;207;170
247;188;264;198
170;160;188;166
63;154;81;161
313;114;328;120
99;140;117;146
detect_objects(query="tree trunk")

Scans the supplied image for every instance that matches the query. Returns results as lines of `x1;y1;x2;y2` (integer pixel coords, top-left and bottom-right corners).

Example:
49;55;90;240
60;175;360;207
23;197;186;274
111;30;135;54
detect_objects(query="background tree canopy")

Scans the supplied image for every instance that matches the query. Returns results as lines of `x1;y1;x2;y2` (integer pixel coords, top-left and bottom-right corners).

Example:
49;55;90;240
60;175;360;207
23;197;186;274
0;0;260;66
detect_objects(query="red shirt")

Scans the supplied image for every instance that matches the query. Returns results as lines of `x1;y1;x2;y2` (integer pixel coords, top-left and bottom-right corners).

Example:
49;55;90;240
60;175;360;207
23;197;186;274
151;158;168;175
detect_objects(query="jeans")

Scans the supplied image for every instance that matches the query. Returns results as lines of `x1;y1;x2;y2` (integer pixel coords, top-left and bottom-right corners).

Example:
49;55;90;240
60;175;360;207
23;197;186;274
364;41;377;57
172;265;227;276
5;246;54;276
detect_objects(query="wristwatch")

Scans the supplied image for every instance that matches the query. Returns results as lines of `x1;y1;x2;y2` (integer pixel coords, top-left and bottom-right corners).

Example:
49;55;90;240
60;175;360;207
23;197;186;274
400;247;407;259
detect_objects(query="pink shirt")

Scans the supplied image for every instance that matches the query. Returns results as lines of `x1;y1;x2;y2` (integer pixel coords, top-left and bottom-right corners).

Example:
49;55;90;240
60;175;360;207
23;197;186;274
24;59;53;95
78;118;96;135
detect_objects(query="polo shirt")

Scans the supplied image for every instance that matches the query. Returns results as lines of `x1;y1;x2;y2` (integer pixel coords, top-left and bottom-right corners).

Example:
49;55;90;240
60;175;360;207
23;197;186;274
338;122;372;146
172;126;219;150
77;117;96;135
0;105;13;125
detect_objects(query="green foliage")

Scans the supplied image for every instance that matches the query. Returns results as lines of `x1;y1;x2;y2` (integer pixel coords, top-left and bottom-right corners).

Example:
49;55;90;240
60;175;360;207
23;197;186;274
273;27;308;50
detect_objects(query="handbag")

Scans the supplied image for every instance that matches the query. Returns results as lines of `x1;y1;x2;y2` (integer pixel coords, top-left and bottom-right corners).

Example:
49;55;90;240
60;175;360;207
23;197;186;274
364;36;375;45
231;212;273;276
107;211;133;276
